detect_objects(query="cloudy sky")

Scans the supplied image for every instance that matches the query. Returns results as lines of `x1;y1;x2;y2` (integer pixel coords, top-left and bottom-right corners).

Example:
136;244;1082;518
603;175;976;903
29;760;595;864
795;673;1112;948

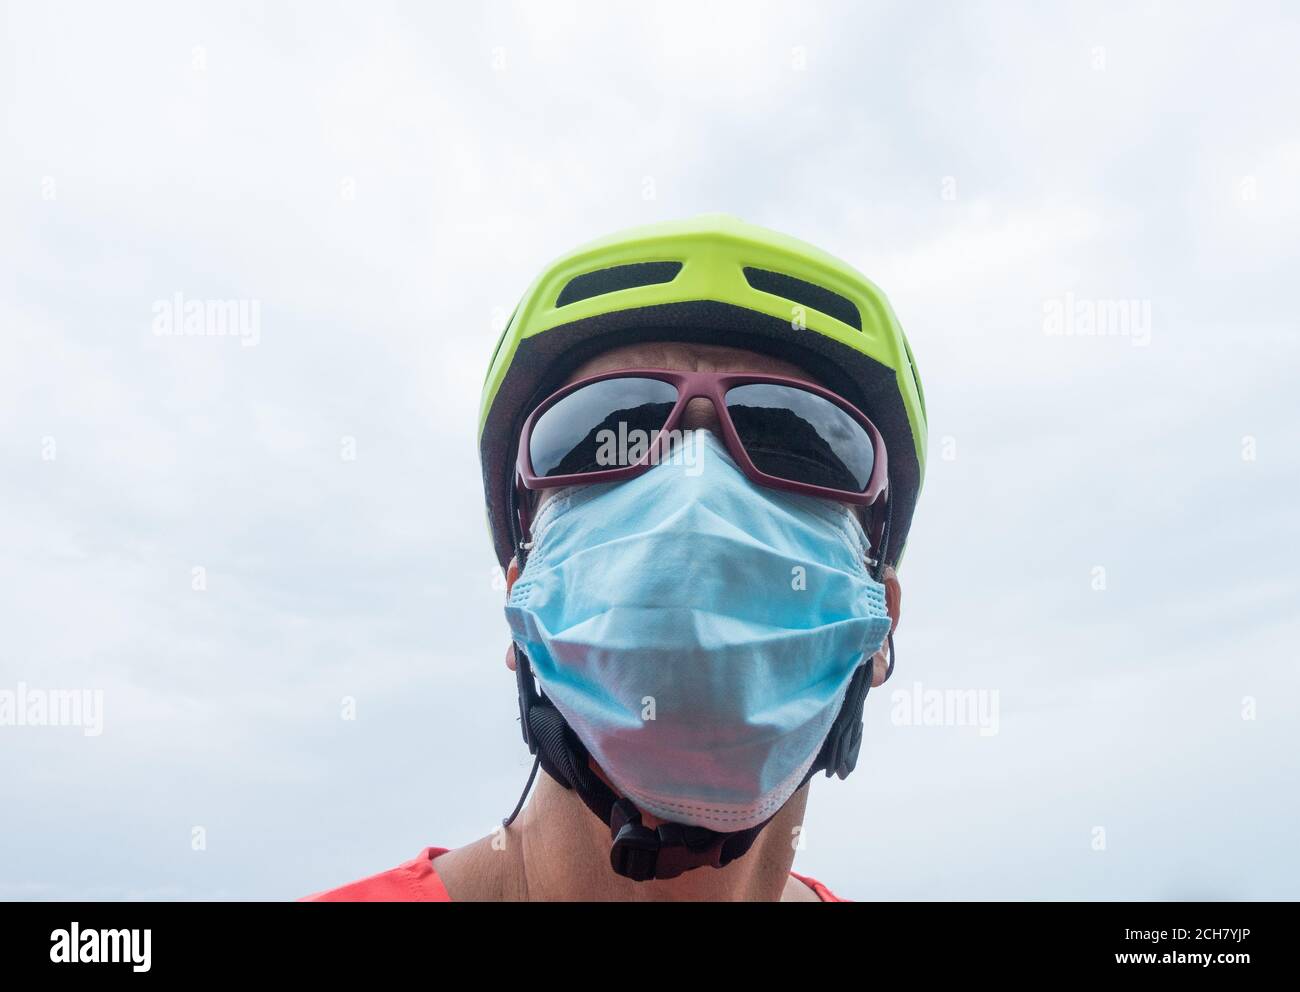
1;0;1297;900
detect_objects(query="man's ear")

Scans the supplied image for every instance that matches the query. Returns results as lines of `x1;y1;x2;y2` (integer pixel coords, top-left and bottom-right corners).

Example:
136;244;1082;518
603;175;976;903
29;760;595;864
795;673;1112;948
504;556;521;672
870;566;901;688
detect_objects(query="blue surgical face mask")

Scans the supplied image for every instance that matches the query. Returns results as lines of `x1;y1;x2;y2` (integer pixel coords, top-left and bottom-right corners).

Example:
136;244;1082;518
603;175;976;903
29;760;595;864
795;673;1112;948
505;430;891;832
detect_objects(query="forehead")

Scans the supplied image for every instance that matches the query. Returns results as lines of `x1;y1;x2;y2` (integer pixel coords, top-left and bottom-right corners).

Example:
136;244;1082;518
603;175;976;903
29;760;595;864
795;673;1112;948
564;341;814;386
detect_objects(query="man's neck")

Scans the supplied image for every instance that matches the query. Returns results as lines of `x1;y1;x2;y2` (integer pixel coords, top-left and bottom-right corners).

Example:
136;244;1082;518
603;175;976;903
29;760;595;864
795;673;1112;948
432;773;815;901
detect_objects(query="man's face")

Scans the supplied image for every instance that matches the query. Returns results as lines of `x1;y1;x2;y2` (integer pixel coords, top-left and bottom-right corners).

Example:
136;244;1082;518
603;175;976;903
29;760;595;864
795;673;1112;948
508;339;901;688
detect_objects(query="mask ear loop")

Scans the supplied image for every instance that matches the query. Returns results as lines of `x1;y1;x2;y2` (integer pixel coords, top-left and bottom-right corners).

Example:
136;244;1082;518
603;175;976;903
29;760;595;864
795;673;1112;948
874;490;897;685
871;489;893;583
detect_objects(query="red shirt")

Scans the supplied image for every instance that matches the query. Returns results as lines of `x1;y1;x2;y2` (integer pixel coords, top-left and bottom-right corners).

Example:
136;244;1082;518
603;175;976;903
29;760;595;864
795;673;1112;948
304;847;848;902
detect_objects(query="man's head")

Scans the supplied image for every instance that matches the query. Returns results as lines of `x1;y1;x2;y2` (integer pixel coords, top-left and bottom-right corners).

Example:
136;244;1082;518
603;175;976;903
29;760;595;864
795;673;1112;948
481;215;925;880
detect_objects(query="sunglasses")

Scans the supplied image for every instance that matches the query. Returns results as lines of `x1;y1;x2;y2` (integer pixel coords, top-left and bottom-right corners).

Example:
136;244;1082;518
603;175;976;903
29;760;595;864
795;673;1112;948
514;369;889;546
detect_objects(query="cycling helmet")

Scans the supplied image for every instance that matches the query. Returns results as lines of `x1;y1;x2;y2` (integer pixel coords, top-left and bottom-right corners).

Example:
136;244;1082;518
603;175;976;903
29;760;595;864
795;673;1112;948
479;213;926;571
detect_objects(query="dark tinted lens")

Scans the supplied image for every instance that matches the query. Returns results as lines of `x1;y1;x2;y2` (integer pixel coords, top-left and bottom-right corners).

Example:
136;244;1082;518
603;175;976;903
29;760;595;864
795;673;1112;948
529;377;679;477
724;383;875;492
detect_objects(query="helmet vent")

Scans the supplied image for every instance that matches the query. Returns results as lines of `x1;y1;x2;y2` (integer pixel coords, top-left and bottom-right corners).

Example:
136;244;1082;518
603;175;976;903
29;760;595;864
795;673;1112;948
742;267;861;331
556;261;683;307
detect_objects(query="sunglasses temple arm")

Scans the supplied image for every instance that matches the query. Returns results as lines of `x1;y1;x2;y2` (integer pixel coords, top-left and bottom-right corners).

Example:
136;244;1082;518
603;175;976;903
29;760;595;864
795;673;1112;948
512;474;535;566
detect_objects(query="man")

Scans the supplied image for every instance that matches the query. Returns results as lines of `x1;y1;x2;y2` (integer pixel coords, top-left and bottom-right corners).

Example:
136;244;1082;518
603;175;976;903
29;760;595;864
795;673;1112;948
306;215;927;902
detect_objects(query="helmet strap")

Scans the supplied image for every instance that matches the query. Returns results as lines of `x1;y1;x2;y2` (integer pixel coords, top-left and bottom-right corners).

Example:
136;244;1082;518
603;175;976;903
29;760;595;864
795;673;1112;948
502;643;879;881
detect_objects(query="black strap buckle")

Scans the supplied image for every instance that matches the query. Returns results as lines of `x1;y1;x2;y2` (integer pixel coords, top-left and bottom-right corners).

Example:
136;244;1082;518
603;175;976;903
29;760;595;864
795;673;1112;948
609;798;659;881
608;799;726;881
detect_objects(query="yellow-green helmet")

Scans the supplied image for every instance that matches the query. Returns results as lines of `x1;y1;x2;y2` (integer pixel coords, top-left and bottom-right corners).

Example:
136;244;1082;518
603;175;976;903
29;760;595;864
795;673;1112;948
479;214;927;568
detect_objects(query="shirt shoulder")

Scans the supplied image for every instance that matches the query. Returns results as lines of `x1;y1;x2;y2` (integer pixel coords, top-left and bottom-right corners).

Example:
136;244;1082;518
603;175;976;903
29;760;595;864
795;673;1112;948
301;847;847;902
300;847;452;902
790;870;851;902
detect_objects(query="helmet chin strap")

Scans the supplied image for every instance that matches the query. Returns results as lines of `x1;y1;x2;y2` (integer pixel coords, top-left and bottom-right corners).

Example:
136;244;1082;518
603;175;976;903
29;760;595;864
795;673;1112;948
501;638;892;881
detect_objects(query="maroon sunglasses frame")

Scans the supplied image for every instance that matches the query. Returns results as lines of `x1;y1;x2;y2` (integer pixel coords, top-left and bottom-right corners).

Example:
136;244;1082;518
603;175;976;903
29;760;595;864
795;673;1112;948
514;368;889;542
